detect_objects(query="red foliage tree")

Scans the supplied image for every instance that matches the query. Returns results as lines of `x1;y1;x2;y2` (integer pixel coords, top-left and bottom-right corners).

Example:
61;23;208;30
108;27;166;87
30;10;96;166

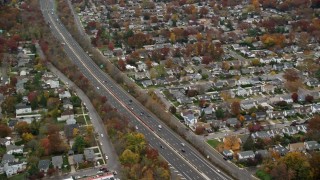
305;95;314;103
146;147;159;161
291;93;299;103
118;59;126;71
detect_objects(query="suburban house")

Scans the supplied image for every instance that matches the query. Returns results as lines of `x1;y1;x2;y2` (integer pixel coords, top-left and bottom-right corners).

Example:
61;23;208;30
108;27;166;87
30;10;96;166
181;111;197;127
84;149;96;162
0;137;13;146
52;156;63;169
4;161;26;177
287;142;306;152
304;141;320;151
15;103;32;115
58;109;75;122
58;90;71;99
73;154;84;166
226;118;239;127
255;112;267;121
237;151;255;161
38;159;51;173
282;126;299;135
1;154;15;165
251;131;270;140
273;145;289;156
6;145;23;155
45;79;60;89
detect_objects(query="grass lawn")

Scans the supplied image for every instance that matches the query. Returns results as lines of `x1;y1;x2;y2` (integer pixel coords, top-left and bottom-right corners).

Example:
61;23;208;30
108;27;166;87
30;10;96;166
97;159;105;166
93;148;100;153
76;115;91;125
62;155;70;173
256;170;272;180
0;172;28;180
207;139;221;148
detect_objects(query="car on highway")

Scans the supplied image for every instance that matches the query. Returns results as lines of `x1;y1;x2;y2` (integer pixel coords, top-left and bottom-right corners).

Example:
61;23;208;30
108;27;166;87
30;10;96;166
100;142;103;146
101;134;103;137
105;155;108;160
158;125;162;129
97;86;100;90
135;126;138;130
160;145;164;149
181;149;186;153
181;143;185;146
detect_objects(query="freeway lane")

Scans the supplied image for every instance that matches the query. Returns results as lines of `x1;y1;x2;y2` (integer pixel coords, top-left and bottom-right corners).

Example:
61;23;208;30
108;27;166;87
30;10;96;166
40;1;231;180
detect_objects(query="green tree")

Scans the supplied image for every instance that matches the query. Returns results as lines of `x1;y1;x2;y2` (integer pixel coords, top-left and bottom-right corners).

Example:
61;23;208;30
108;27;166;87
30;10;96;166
71;95;81;107
215;108;224;119
243;136;255;151
72;136;88;153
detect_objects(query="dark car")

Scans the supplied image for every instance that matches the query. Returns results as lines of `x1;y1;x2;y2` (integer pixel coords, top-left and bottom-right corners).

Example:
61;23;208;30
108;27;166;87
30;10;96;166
181;149;185;153
99;167;109;172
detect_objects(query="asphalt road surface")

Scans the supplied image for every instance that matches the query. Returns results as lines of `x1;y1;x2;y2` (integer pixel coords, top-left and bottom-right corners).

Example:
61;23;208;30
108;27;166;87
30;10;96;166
40;1;232;179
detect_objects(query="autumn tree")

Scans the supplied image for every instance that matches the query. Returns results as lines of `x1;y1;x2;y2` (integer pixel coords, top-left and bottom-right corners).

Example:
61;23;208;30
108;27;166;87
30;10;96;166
15;121;31;135
309;152;320;179
22;132;34;142
119;149;139;166
307;115;320;141
275;152;312;180
291;93;299;103
305;95;314;103
238;115;245;124
224;136;241;151
0;124;11;138
283;69;300;82
231;101;241;116
222;61;230;71
195;126;205;135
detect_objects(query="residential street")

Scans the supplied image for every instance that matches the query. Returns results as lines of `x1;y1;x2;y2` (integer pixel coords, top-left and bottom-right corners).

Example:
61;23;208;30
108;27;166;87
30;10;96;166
36;44;121;178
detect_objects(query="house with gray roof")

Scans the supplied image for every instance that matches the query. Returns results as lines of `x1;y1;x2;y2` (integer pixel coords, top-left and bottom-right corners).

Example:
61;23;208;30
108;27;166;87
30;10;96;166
84;149;96;162
304;141;320;151
6;145;23;155
73;154;84;165
255;112;267;121
226;118;239;127
237;151;255;161
52;156;63;169
38;160;51;172
273;145;289;156
1;154;15;165
251;131;271;139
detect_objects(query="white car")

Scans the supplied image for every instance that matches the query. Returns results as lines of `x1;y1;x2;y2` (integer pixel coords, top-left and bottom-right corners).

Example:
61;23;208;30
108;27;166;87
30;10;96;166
105;155;108;160
100;142;103;146
101;134;103;137
97;87;100;90
135;126;138;130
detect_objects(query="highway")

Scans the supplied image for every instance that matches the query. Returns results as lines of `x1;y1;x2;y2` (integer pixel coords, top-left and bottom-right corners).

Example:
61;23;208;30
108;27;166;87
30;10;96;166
40;1;231;180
